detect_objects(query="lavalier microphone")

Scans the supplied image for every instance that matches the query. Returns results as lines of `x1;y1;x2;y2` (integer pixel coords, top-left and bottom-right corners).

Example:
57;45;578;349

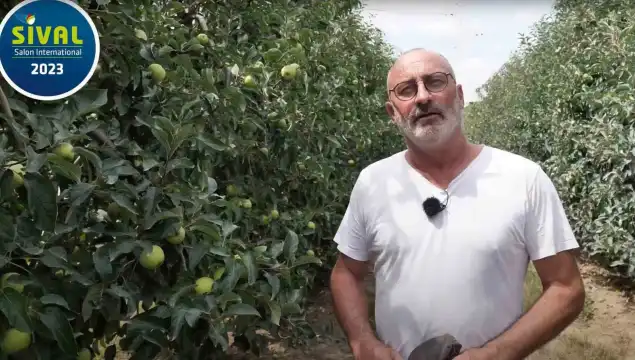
422;189;449;218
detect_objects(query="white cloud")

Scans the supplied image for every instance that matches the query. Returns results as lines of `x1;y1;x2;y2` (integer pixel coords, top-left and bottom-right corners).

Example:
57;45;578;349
359;0;555;103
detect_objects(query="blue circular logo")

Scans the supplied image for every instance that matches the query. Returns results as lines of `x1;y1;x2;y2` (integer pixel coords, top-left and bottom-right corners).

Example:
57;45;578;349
0;0;100;101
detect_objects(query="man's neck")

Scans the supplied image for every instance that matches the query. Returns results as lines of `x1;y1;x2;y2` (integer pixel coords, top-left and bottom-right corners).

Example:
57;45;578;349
405;134;481;188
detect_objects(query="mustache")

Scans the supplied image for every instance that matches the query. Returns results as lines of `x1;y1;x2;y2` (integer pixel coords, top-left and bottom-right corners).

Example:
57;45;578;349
409;104;444;120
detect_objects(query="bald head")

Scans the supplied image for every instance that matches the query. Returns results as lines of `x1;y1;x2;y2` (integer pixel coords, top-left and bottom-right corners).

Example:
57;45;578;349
386;48;456;93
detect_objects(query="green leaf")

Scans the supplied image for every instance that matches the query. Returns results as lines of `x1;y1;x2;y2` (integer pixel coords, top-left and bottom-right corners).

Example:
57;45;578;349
93;245;113;280
23;172;57;232
48;154;81;182
105;285;137;317
264;272;280;300
74;147;102;174
111;193;138;216
222;303;261;318
0;169;13;201
217;292;241;309
283;229;299;261
168;285;196;307
39;294;70;310
38;306;78;354
187;243;209;271
263;48;283;63
0;211;15;242
268;301;282;326
290;255;322;268
197;134;228;151
82;285;102;322
241;252;258;285
71;88;108;117
0;288;32;331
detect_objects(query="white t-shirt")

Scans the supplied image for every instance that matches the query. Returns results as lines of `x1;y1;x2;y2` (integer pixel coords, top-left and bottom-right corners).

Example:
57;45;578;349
333;145;579;359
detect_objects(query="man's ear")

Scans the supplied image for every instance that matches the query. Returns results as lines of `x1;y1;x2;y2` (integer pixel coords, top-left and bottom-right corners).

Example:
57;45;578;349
457;84;465;108
385;101;396;123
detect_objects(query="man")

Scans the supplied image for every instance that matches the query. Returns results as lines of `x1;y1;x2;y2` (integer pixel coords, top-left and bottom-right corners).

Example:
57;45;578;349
329;48;586;360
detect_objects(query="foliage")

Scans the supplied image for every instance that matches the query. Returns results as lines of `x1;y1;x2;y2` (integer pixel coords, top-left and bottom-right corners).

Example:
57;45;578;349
0;0;402;359
465;0;635;280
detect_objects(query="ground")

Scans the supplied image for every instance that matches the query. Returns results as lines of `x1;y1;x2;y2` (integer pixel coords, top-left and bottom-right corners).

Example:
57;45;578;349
116;261;635;359
238;261;635;360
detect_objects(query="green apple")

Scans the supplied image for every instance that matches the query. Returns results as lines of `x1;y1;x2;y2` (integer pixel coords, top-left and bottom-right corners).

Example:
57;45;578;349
307;221;316;230
1;328;31;354
243;75;257;88
148;63;166;83
276;118;287;129
195;276;214;294
261;215;270;224
241;199;252;209
167;226;186;245
306;249;315;257
77;348;91;360
348;159;355;166
1;273;23;293
259;147;269;156
226;184;238;196
280;63;300;80
196;33;209;44
7;163;24;187
54;142;75;161
139;245;165;270
270;209;280;219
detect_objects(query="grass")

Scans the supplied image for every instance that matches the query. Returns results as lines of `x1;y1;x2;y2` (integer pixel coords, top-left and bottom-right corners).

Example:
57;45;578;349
523;264;627;360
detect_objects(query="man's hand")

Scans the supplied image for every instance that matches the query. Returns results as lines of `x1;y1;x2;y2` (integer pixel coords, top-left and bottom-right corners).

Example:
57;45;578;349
351;338;403;360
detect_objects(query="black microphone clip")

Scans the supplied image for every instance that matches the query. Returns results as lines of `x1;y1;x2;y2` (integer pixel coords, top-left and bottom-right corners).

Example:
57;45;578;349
422;191;449;218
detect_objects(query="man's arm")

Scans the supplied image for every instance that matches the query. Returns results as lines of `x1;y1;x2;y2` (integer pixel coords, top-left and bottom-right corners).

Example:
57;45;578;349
481;250;585;360
479;166;586;359
330;253;377;352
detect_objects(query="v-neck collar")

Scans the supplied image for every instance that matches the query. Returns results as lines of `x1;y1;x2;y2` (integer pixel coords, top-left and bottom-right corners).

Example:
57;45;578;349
404;145;489;195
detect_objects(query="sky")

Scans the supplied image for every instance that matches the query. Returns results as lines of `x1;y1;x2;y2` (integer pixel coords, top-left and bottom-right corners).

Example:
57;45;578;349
359;0;556;103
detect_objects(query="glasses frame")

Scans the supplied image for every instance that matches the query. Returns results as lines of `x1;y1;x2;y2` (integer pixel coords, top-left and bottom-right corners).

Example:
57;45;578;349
389;72;455;101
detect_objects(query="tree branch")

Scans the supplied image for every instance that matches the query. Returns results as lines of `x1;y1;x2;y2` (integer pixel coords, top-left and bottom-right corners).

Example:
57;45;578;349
0;75;26;152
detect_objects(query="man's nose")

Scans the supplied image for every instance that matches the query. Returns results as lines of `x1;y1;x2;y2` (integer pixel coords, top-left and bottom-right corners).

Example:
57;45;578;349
414;81;432;104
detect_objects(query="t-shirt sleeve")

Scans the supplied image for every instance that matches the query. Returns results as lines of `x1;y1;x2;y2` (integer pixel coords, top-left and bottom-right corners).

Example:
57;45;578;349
524;166;580;261
333;172;371;262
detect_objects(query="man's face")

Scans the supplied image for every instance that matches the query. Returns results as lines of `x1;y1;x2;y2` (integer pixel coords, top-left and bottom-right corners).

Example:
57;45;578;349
386;53;465;150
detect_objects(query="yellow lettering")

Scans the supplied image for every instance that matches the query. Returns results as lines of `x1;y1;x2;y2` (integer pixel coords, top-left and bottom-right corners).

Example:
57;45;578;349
71;26;83;44
53;26;67;45
11;27;24;44
37;26;51;45
28;26;34;45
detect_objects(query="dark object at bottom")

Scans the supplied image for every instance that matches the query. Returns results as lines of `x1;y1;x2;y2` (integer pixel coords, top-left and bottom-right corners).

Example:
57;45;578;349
408;334;463;360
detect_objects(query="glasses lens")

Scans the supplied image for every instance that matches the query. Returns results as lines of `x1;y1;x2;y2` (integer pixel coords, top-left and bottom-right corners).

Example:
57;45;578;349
394;81;417;100
392;73;449;100
425;73;448;92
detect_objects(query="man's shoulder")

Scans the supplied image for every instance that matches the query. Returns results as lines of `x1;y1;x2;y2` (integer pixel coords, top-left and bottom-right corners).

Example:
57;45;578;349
358;149;407;179
485;146;542;175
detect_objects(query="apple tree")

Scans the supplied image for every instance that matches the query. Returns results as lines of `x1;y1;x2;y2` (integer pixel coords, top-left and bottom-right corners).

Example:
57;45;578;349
465;0;635;280
0;0;402;359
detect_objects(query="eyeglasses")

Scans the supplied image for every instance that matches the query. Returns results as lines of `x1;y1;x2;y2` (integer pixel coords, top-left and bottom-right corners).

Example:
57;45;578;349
389;72;455;101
